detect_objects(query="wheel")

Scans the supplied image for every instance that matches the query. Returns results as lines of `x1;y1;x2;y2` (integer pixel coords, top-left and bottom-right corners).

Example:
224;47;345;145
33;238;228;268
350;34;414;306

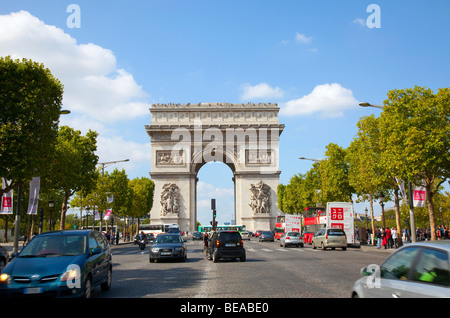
321;242;326;251
342;247;347;251
83;277;92;298
101;267;112;291
312;241;316;249
240;255;246;262
212;253;218;263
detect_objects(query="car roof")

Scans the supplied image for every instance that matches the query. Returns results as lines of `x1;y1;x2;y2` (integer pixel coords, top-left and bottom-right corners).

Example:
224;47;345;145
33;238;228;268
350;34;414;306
36;230;93;236
405;241;450;251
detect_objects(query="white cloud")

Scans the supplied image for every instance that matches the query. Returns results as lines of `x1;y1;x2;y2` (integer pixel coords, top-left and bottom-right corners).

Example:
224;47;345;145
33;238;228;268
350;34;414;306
295;32;313;44
241;82;284;100
352;18;367;28
197;181;234;198
0;11;149;123
280;83;358;118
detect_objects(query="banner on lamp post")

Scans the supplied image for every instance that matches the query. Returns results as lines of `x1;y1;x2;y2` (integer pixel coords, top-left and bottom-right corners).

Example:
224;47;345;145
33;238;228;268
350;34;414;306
104;208;112;220
1;178;13;215
413;184;426;208
27;177;40;215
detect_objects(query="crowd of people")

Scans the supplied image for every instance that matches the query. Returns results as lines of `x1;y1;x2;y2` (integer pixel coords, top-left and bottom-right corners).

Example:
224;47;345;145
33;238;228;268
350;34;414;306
360;225;449;249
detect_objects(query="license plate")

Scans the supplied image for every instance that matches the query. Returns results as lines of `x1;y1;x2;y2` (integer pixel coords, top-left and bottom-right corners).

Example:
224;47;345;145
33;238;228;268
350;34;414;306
24;287;43;294
225;243;236;247
161;252;172;255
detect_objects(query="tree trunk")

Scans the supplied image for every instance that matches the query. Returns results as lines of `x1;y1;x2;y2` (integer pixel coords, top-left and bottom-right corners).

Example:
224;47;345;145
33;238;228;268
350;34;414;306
59;191;71;230
426;182;436;241
393;185;403;247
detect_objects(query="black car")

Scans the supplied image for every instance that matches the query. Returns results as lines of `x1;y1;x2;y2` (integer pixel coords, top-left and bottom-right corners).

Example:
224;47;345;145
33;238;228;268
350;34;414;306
192;232;203;241
149;234;187;262
206;231;246;262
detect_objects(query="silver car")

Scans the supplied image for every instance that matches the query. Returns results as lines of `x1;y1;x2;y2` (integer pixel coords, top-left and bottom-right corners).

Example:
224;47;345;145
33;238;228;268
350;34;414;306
280;232;304;248
241;231;251;241
352;241;450;298
312;228;347;251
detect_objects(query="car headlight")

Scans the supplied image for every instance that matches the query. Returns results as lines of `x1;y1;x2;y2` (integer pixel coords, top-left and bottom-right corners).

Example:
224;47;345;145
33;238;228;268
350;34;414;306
174;247;184;252
151;247;159;252
60;267;80;282
0;273;11;284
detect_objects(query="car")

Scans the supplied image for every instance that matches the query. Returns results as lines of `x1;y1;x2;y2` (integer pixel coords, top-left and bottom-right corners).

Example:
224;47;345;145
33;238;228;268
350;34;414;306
240;231;251;241
0;230;112;298
280;232;304;248
312;228;347;251
192;232;203;241
149;233;187;262
352;241;450;298
259;231;274;242
206;230;246;262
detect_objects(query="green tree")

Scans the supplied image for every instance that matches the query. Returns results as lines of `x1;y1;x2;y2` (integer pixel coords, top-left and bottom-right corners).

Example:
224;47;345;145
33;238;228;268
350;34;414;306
379;86;450;240
0;56;64;195
129;177;155;219
319;143;354;203
46;126;98;230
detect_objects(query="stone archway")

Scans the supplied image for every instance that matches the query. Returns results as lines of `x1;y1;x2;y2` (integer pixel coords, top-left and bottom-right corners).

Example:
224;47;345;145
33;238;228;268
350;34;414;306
145;103;284;233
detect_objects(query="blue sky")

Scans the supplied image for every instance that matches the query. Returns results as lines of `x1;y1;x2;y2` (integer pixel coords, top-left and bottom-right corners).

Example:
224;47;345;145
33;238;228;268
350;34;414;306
1;1;449;226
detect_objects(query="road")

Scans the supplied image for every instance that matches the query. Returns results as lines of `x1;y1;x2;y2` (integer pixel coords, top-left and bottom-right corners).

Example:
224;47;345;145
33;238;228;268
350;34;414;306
95;237;392;299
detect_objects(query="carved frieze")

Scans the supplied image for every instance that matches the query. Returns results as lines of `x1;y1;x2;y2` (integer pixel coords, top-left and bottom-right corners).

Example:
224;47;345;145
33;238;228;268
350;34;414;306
249;180;271;214
160;183;181;216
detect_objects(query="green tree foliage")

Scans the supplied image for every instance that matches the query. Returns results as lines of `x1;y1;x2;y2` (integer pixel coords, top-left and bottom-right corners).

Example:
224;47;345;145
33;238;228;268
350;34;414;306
379;86;450;240
319;143;354;203
129;177;155;219
45;126;98;229
0;56;64;195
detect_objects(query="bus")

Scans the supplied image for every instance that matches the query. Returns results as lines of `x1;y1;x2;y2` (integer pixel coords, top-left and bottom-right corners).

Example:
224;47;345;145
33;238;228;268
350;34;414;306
139;224;180;236
274;216;285;240
303;207;326;244
274;215;302;240
198;224;246;233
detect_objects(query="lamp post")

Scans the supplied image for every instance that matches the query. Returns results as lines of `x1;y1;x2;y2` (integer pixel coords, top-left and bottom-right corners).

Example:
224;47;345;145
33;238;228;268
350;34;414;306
298;156;322;163
379;192;386;228
49;199;54;231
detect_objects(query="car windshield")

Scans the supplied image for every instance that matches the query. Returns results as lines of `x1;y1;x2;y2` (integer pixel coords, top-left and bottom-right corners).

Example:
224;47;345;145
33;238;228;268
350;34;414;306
287;232;300;237
219;232;240;242
155;235;183;244
20;235;87;257
262;231;272;236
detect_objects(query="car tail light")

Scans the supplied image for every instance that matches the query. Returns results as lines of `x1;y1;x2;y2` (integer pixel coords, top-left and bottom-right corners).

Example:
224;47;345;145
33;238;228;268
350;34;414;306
286;236;290;240
241;239;244;247
216;240;220;247
326;233;328;239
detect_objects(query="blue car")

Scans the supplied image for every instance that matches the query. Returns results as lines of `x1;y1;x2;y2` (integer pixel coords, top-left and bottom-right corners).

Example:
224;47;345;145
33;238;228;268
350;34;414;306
0;230;112;298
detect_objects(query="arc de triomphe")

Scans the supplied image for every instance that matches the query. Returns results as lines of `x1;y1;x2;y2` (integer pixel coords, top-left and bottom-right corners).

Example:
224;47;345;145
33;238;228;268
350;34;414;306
145;103;284;233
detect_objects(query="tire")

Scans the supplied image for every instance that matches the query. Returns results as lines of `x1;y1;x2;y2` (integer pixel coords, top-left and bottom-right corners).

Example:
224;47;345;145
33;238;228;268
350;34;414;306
101;267;112;291
321;242;326;251
312;241;316;249
213;253;218;263
240;255;246;262
83;277;92;298
342;247;347;251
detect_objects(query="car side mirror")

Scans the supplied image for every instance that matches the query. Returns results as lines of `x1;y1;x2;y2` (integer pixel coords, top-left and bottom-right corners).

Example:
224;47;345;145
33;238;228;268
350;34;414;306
90;248;101;255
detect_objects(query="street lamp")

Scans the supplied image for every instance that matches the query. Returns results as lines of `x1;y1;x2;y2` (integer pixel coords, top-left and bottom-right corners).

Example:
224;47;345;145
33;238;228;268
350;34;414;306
298;157;322;163
49;199;54;231
379;192;386;228
359;102;384;109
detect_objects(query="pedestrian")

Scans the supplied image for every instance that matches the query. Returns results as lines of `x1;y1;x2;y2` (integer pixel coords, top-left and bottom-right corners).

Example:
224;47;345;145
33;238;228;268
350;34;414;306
385;227;391;248
391;227;398;248
116;231;120;245
377;228;382;249
381;228;388;249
